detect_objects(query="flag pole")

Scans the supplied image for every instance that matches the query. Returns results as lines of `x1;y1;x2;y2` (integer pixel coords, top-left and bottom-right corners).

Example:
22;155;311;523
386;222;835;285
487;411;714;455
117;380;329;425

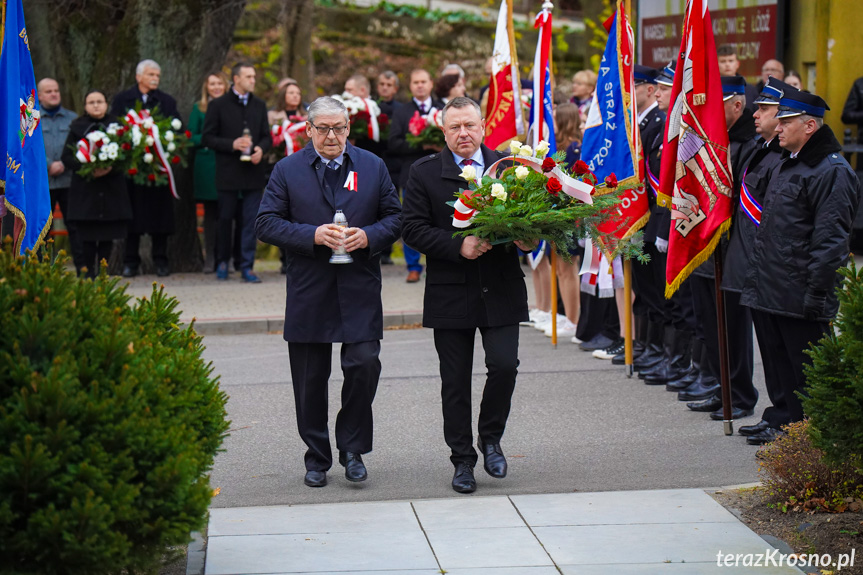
623;259;633;376
550;248;558;347
714;249;733;435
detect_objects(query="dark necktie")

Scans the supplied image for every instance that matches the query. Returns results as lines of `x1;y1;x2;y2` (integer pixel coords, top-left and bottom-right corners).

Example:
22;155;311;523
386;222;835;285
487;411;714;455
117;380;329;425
418;102;426;114
462;159;474;166
323;161;342;197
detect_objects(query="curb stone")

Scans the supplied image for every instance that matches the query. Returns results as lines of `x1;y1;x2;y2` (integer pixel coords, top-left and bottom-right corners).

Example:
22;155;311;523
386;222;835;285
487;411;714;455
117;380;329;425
187;312;424;336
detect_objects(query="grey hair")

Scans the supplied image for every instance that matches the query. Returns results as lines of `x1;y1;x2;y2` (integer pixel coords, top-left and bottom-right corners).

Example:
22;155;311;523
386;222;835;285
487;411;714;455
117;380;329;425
378;70;399;87
136;59;161;75
308;96;350;124
442;64;466;79
441;96;481;124
800;114;824;128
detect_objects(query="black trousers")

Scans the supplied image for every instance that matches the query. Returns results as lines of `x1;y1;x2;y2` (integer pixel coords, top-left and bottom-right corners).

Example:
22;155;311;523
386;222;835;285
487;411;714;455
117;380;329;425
691;276;757;410
217;189;262;271
288;340;382;471
124;232;168;268
632;243;668;323
82;241;113;279
433;325;520;466
575;292;619;343
751;310;829;429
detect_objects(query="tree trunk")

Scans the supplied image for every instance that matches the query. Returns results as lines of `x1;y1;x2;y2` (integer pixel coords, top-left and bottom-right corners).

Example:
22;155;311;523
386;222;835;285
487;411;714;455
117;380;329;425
24;0;247;273
279;0;314;96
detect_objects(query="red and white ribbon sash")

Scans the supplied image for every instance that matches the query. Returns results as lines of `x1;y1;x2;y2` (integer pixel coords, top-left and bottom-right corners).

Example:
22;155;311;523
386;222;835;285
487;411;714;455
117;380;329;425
362;98;380;142
344;171;358;191
273;120;307;156
451;155;594;228
124;109;180;199
75;137;93;163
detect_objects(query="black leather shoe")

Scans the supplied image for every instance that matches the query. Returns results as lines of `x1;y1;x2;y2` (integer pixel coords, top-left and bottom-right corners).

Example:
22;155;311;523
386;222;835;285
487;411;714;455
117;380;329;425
666;367;698;391
478;438;507;478
304;470;327;487
122;266;138;278
611;352;626;365
156;265;170;277
339;451;367;482
687;394;722;412
738;419;771;436
746;427;785;445
710;406;754;421
452;462;476;493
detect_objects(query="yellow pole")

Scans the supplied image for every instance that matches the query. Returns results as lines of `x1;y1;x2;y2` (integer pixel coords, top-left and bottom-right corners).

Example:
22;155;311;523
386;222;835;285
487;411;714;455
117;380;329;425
550;248;558;348
1;0;6;61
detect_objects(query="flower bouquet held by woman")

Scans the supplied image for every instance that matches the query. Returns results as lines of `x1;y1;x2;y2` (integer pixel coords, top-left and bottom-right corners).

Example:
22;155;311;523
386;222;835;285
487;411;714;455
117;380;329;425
451;140;642;260
406;107;445;148
271;116;308;156
74;124;126;180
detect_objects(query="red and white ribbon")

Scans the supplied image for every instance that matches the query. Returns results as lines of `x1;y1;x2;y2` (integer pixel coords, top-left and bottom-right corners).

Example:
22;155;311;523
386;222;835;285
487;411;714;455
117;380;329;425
75;138;93;163
124;109;180;199
450;154;594;228
344;171;358;191
579;237;622;298
362;98;380;142
273;120;307;156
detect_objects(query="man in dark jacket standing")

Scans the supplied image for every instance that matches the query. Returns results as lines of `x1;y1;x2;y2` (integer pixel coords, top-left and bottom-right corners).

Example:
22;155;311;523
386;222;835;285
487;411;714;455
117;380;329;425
402;97;530;494
203;62;272;282
741;90;861;445
256;97;402;488
111;59;179;277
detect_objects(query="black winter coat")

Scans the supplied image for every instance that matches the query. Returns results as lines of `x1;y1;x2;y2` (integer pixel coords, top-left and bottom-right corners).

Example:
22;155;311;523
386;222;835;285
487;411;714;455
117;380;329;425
842;77;863;142
401;145;529;329
693;107;759;280
202;90;272;191
61;114;132;224
639;104;667;243
388;97;445;189
110;85;179;121
721;137;783;293
741;125;861;321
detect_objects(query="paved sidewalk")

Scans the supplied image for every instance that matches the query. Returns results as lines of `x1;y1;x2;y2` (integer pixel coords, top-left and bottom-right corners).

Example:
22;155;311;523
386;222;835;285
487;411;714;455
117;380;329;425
205;488;802;574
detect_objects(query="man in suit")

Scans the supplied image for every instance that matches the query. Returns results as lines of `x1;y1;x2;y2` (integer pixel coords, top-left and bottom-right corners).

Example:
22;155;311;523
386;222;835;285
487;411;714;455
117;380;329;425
203;62;272;283
376;71;403;265
402;97;530;494
256;97;402;488
388;69;445;283
111;59;179;277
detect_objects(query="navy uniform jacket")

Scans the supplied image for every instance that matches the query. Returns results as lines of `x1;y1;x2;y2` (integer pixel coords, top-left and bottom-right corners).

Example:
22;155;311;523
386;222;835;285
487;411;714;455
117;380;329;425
741;125;861;321
639;104;667;243
401;144;529;330
256;142;402;343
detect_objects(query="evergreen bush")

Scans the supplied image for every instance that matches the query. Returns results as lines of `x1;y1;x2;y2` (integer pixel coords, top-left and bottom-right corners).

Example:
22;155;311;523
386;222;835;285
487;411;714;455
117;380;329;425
803;261;863;474
0;241;229;574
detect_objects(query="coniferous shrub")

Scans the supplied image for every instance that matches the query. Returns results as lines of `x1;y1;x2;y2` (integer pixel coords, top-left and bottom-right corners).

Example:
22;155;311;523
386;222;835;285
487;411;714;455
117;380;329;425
0;241;229;574
803;261;863;474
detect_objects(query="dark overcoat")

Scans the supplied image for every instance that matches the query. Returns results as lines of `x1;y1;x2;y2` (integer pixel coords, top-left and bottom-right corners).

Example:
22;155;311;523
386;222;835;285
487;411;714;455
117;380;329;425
741;125;861;321
110;85;180;235
255;142;402;343
388;97;445;189
401;144;529;330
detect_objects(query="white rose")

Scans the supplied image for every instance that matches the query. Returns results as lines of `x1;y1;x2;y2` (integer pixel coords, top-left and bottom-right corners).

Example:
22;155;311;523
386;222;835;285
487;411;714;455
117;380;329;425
165;131;174;142
460;165;477;182
143;153;154;164
167;142;176;152
490;183;507;201
145;136;155;146
535;140;550;158
171;118;182;130
515;166;530;180
509;140;522;155
519;145;533;157
131;126;142;146
142;118;154;129
101;137;111;146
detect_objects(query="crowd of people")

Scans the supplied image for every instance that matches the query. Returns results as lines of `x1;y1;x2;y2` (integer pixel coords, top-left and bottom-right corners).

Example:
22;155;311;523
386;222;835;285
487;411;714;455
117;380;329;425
37;45;862;492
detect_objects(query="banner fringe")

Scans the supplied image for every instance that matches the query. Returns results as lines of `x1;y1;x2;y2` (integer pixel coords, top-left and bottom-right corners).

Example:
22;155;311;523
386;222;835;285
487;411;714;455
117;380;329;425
664;217;730;298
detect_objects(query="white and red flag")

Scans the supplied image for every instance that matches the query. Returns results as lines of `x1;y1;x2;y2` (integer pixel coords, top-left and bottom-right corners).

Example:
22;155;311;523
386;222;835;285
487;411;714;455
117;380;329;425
343;171;358;192
660;0;734;296
483;0;524;150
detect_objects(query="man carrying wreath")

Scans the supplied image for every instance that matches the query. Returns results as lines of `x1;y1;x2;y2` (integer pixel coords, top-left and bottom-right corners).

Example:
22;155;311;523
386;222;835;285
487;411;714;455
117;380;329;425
402;97;531;494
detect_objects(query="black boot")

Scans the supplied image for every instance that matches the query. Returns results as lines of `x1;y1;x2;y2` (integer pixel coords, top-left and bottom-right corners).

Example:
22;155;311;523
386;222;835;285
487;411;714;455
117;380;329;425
643;328;692;385
612;314;647;365
634;319;664;372
665;338;702;391
677;372;720;401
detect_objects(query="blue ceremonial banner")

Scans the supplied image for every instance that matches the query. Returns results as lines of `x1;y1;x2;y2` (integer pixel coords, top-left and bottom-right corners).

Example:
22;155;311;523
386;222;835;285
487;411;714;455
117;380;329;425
1;0;52;254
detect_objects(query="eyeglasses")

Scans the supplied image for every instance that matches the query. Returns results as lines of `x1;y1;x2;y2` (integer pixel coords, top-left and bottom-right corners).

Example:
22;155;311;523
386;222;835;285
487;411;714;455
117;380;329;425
310;123;348;136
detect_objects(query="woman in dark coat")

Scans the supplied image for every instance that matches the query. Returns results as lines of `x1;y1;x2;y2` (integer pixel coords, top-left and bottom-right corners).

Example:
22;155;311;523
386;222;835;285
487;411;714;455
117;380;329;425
61;90;132;278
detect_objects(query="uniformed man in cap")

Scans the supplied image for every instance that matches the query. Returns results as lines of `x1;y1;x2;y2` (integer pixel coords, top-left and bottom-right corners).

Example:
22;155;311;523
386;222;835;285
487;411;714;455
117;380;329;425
740;90;861;445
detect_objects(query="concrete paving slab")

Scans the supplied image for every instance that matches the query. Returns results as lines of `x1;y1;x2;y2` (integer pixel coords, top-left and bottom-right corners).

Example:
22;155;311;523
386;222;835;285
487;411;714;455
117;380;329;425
412;495;524;529
209;500;419;536
205;530;438;574
443;569;561;575
534;521;776;565
559;564;803;574
424;526;552;569
511;488;739;526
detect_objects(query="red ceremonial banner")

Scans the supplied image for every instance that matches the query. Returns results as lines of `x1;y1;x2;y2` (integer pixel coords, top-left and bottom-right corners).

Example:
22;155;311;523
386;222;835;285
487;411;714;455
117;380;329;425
660;0;734;297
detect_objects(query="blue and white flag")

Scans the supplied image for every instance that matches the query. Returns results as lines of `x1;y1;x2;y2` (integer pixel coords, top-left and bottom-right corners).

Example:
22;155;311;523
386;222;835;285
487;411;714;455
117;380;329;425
1;0;52;254
529;6;555;155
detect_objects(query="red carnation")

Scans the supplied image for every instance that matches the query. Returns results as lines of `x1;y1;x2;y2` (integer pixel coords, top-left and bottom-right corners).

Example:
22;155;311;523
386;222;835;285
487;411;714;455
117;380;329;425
95;140;104;148
116;127;125;136
147;173;156;182
121;142;131;151
574;160;590;175
604;173;618;189
408;111;427;137
542;157;556;172
171;156;181;164
127;168;138;175
185;130;192;138
546;177;562;196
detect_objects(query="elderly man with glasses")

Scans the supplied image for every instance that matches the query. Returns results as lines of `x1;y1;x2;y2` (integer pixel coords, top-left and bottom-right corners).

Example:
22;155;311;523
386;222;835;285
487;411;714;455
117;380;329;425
256;96;402;488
